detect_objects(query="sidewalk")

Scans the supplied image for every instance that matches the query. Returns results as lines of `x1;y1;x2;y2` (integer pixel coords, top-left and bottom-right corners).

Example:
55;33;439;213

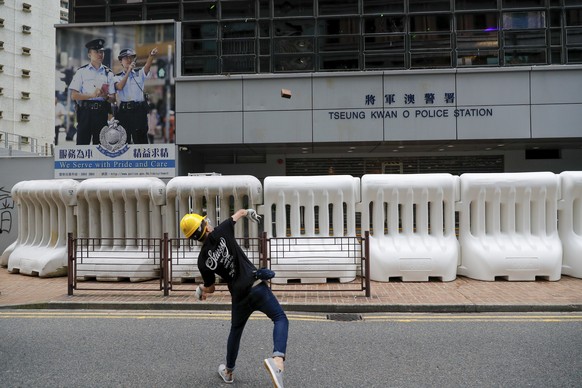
1;268;582;313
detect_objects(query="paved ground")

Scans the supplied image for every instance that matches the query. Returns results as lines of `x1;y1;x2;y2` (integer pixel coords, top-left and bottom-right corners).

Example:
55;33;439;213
2;268;582;312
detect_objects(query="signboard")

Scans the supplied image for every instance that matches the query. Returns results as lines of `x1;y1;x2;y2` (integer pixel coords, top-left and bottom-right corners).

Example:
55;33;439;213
55;144;176;179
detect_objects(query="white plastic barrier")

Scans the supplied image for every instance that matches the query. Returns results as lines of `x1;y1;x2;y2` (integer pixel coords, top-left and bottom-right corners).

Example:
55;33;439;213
360;174;459;282
75;177;166;281
559;171;582;278
458;172;562;281
166;175;263;281
1;179;78;277
261;175;360;283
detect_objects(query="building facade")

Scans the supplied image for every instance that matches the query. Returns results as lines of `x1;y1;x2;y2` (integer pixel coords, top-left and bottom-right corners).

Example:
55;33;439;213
67;1;582;177
0;1;68;156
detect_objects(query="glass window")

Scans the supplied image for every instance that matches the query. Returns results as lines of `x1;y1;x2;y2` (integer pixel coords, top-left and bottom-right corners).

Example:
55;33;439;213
259;38;271;55
364;53;406;69
456;31;499;49
74;7;106;23
502;0;546;8
274;0;313;17
221;0;255;20
182;40;217;56
504;49;546;65
319;53;359;71
259;20;271;37
457;51;499;66
273;54;314;71
566;9;582;26
364;16;405;33
502;12;546;29
222;39;255;55
504;30;546;47
567;28;582;44
456;13;498;31
410;15;451;32
565;0;582;5
146;4;179;20
273;37;314;53
259;56;270;72
318;36;360;52
110;5;142;21
550;47;562;64
318;17;360;35
182;56;218;75
274;19;315;37
550;29;562;45
409;0;450;13
410;33;452;50
567;47;582;63
183;23;218;39
364;35;405;51
318;0;358;16
110;0;142;4
363;0;404;14
183;2;218;21
455;0;497;10
221;21;256;39
550;9;563;27
222;56;255;73
76;0;106;5
259;0;270;18
410;52;452;68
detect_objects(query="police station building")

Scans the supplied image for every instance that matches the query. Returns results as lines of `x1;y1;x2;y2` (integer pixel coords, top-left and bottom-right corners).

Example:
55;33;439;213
69;1;582;178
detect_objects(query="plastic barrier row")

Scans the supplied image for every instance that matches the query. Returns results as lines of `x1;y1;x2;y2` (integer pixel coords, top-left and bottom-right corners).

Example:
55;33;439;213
2;172;582;282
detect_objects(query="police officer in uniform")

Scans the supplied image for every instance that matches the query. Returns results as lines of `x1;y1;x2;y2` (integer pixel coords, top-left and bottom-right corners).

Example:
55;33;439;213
113;47;158;144
69;38;114;145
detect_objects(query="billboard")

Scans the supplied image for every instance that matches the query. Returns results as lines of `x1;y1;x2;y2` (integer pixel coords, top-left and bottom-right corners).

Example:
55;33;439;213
55;22;176;178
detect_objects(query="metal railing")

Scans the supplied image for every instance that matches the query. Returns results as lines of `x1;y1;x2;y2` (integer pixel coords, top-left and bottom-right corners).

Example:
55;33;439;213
67;232;371;297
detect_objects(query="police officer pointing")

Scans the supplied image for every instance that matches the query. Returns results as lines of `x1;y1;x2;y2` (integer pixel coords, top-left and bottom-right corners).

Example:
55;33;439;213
69;38;114;145
113;47;158;144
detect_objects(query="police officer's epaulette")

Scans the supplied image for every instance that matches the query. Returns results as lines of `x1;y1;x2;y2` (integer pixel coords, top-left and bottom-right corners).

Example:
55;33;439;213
77;64;89;70
103;66;112;74
115;71;124;76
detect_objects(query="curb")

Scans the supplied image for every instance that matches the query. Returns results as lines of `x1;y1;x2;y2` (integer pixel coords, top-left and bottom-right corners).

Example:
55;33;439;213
1;302;582;314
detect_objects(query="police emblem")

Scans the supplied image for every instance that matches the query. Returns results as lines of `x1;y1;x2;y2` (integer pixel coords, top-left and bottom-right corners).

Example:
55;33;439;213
99;119;127;152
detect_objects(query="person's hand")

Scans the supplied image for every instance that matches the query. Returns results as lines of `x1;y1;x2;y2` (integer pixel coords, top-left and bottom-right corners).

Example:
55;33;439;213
149;47;158;57
246;209;261;223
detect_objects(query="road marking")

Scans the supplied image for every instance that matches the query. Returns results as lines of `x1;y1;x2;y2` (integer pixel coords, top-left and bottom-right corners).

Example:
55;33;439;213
0;310;328;322
1;311;581;322
364;314;582;322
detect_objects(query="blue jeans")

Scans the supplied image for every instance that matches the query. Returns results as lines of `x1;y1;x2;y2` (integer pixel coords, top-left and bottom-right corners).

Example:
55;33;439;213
226;282;289;370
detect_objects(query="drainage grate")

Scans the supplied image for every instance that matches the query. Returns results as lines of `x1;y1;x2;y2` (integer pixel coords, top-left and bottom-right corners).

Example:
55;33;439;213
326;313;362;322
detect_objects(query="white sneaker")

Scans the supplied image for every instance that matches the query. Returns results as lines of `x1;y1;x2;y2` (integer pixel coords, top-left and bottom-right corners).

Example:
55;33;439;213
218;364;234;384
264;358;284;388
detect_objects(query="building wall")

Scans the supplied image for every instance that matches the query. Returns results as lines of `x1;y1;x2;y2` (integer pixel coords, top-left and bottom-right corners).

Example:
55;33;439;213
0;0;64;154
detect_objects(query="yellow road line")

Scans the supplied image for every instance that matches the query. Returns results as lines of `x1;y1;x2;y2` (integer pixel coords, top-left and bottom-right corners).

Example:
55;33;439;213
0;311;328;322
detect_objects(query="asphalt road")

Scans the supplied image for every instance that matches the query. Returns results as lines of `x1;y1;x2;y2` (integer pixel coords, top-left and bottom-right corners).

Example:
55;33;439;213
1;310;581;387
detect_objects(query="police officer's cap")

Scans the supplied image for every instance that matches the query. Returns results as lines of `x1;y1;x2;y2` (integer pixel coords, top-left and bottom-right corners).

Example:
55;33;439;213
118;48;137;61
85;38;105;51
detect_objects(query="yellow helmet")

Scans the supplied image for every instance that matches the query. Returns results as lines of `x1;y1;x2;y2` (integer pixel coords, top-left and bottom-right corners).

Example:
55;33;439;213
180;213;208;240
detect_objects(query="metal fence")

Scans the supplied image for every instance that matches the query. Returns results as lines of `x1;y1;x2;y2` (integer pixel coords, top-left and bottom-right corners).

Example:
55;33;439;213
67;232;370;297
